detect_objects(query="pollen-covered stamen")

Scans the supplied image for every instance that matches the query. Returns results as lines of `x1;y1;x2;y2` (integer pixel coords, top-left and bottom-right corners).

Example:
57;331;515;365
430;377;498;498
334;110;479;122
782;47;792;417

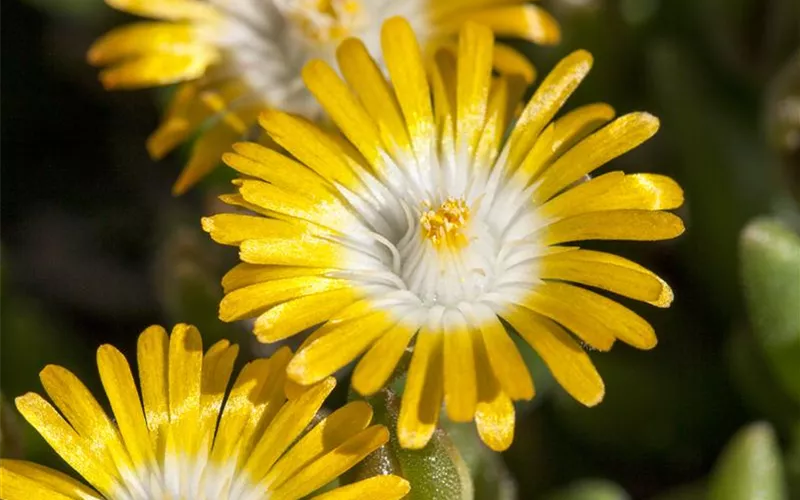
276;0;366;43
420;197;471;248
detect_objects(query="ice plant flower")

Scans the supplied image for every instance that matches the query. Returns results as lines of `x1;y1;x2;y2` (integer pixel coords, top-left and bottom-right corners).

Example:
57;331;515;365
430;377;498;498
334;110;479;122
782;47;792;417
0;324;409;499
88;0;559;194
203;18;685;451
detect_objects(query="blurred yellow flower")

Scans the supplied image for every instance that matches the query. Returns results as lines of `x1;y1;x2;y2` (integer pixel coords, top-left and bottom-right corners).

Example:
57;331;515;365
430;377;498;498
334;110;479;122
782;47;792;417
204;18;684;452
0;324;409;500
88;0;559;194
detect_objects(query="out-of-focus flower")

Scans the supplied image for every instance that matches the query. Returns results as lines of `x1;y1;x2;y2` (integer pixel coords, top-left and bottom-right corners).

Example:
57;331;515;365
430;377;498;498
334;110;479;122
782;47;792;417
0;324;409;499
204;18;684;451
88;0;559;194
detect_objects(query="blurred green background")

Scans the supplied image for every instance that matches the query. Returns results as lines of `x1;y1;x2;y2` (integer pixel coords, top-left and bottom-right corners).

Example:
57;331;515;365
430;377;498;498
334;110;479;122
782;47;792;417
1;0;799;498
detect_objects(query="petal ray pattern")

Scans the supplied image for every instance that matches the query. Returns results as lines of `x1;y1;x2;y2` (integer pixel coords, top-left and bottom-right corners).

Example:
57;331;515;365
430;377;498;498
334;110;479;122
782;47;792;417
0;324;409;500
205;19;685;451
89;0;558;193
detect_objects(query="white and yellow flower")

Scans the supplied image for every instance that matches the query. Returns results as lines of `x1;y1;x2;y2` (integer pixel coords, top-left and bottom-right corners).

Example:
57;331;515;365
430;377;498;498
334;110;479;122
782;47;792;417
0;324;409;499
203;18;685;451
88;0;559;194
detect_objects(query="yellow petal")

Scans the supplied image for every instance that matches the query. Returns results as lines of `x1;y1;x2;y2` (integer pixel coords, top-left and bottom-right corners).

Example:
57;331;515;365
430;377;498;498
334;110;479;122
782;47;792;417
236;179;355;230
351;319;420;396
492;43;536;85
515;103;616;183
515;288;616;351
381;17;435;166
441;5;561;46
398;319;444;450
14;394;116;496
172;106;258;195
254;287;360;343
38;365;133;474
503;306;605;407
538;281;658;349
202;214;308;246
211;349;291;464
167;324;203;453
219;276;349;322
470;323;515;451
538;249;673;307
221;263;334;294
225;145;334;202
303;59;383;165
258;110;362;190
470;305;534;400
337;38;411;155
456;22;494;159
541;173;684;219
137;325;169;453
442;310;477;422
263;400;373;490
243;377;336;480
311;475;411;500
288;310;395;385
430;0;526;18
87;22;198;66
475;77;508;163
541;210;686;245
0;460;101;500
199;340;238;442
96;345;155;470
271;425;390;500
429;48;457;142
506;50;593;171
533;112;660;203
239;236;345;268
146;82;209;159
475;391;515;452
98;49;218;90
104;0;218;21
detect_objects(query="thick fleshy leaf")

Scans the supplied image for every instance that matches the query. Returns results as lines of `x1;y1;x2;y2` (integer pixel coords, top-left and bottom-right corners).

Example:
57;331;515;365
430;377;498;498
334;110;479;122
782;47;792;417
543;479;630;500
347;388;474;500
740;218;800;404
708;422;787;500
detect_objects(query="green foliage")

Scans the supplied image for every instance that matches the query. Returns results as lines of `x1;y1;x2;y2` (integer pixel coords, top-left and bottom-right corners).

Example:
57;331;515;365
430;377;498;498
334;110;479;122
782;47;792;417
708;422;787;500
543;479;629;500
740;218;800;406
348;388;473;500
444;421;517;500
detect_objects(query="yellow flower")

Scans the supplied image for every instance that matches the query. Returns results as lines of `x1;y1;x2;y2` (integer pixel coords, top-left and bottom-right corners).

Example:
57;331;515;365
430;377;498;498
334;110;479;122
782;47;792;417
88;0;560;194
0;324;409;499
203;18;685;452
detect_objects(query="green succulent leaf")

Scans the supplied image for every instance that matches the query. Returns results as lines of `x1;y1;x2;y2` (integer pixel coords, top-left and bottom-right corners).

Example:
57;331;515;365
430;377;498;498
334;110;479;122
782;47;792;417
543;479;630;500
347;388;474;500
740;217;800;405
444;421;517;500
709;422;787;500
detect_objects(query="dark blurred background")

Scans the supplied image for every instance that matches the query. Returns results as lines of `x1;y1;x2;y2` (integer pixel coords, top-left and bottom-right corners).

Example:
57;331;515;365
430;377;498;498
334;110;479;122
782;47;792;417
1;0;799;498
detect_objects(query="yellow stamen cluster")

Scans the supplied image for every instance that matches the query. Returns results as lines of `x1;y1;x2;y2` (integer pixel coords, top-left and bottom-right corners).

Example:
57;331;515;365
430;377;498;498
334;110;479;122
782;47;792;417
420;197;471;248
285;0;365;43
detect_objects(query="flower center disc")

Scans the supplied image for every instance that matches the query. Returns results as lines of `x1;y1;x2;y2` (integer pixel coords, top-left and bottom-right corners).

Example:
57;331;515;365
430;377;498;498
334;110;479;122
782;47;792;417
280;0;365;43
420;197;471;249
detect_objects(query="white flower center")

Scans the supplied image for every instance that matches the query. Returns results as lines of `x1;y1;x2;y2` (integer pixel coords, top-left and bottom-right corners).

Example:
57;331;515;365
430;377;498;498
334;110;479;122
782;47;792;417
110;457;263;500
275;0;367;44
339;152;544;318
208;0;428;118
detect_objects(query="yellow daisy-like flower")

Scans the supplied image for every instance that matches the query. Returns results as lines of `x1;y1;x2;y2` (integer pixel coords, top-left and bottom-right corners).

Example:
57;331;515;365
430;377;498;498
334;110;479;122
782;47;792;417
203;18;685;451
0;324;409;499
88;0;559;194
